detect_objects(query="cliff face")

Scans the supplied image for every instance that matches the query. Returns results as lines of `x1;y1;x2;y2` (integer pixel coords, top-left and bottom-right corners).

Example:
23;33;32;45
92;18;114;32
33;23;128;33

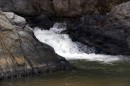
0;11;72;79
0;0;129;17
0;0;129;29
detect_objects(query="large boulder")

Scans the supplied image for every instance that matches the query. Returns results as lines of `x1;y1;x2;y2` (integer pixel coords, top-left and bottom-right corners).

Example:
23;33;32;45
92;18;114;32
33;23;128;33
67;16;130;55
67;1;130;55
0;11;72;79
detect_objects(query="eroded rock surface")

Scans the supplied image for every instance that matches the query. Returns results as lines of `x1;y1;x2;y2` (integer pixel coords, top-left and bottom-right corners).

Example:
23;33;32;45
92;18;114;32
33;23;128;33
0;0;129;17
0;0;129;29
108;1;130;27
67;1;130;55
0;11;72;79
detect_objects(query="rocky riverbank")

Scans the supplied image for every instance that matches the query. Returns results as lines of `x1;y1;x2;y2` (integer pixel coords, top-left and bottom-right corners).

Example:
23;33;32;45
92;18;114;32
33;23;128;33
0;0;130;79
0;0;130;55
0;11;72;79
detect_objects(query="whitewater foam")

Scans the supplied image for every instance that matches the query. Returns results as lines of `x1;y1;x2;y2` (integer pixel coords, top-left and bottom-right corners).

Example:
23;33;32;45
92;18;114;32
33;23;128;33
34;23;126;63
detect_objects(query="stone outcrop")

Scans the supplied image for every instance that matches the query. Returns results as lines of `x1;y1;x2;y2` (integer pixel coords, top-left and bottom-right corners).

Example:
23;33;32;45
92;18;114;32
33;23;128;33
67;1;130;55
108;1;130;27
0;11;72;79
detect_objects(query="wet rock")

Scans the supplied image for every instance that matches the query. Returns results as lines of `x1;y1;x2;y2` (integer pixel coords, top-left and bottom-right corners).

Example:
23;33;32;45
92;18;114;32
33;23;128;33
0;11;72;79
67;13;130;55
65;1;130;55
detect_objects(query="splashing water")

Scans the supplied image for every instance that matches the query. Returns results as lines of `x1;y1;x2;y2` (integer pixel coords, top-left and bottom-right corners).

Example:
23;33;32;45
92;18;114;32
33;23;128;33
34;23;126;63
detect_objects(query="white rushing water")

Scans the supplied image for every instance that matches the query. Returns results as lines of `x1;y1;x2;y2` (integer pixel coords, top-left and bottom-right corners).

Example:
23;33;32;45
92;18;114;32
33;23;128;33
34;23;126;63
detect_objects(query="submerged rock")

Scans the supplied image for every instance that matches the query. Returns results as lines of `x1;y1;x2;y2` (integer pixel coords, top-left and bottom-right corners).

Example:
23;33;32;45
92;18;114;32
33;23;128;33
0;11;72;79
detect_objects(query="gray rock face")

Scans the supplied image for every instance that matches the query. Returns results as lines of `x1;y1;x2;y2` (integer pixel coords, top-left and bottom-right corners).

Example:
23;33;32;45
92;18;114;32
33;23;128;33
67;1;130;55
0;0;53;16
0;11;72;79
0;0;129;29
107;1;130;53
0;0;129;17
108;1;130;27
53;0;82;17
3;12;26;27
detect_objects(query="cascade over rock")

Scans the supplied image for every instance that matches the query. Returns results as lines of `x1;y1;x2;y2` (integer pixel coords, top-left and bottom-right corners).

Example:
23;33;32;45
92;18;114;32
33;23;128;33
0;1;130;61
34;23;125;63
0;11;72;79
0;0;130;55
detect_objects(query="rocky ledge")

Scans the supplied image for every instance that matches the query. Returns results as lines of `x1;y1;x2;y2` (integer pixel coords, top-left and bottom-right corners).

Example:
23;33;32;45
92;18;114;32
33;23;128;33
0;11;72;79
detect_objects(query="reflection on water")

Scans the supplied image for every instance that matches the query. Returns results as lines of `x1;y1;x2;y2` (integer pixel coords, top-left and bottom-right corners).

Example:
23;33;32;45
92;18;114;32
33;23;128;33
1;60;130;86
1;72;130;86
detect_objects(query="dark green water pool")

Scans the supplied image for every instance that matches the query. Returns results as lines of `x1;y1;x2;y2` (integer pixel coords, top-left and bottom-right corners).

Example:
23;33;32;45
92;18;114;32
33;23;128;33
1;60;130;86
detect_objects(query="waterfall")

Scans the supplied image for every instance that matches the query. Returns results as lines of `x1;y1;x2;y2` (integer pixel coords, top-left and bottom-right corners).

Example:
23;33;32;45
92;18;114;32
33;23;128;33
34;23;127;63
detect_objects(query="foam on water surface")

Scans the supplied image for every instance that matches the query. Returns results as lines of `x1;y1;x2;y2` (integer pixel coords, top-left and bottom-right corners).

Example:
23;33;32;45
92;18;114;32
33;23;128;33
34;23;127;63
